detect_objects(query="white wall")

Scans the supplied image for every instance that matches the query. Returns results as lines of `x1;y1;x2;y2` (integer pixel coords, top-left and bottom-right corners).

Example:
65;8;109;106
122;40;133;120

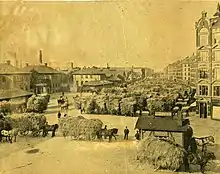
213;106;220;120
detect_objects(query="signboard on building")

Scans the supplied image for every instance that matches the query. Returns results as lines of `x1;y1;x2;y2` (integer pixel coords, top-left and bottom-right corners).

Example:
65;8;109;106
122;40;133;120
213;106;220;120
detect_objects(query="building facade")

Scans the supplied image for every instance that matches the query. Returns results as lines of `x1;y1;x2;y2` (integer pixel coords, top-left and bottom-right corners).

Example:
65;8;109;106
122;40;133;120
164;55;197;85
195;5;220;119
0;62;31;91
21;64;63;94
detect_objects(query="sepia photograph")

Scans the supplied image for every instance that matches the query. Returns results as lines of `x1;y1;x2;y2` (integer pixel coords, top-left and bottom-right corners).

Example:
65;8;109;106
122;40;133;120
0;0;220;173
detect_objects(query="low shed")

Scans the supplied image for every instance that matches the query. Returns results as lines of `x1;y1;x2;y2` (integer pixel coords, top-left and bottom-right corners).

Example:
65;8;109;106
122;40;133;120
135;116;188;146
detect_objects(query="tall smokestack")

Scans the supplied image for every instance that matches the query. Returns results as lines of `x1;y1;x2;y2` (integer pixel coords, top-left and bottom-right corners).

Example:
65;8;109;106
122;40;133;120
70;62;73;69
39;49;43;64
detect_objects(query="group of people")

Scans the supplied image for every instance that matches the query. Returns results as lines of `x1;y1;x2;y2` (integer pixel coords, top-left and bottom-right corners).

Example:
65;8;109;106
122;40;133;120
57;111;67;119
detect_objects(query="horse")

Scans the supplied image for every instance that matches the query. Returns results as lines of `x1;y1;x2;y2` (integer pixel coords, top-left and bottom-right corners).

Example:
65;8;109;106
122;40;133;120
0;128;19;143
187;150;216;173
42;124;59;137
194;136;215;152
96;128;118;142
60;101;69;112
57;98;65;107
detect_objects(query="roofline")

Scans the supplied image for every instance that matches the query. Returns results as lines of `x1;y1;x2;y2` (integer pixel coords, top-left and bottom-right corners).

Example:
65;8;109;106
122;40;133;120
0;93;33;100
72;73;105;75
0;72;31;75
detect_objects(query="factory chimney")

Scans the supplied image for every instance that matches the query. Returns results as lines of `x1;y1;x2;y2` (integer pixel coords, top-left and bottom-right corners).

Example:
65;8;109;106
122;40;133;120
39;49;43;64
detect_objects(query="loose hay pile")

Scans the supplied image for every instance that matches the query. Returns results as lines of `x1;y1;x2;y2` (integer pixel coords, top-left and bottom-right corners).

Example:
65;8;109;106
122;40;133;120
137;137;186;171
27;95;48;113
59;116;103;141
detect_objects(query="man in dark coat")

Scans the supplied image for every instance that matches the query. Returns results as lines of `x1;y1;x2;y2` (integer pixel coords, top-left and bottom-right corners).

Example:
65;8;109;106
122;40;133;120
124;126;129;140
135;130;140;140
57;111;61;119
183;119;194;172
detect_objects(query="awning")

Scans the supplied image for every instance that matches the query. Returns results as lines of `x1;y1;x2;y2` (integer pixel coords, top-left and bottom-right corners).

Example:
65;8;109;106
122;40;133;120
35;83;48;87
190;101;196;107
182;106;190;111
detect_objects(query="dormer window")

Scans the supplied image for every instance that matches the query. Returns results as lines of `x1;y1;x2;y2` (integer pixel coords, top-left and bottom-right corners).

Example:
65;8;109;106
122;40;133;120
199;28;209;46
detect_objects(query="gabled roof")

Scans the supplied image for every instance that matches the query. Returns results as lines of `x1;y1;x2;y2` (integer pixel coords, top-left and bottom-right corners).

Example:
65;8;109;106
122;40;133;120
21;65;60;74
135;116;188;132
0;88;33;100
0;63;30;75
107;75;122;82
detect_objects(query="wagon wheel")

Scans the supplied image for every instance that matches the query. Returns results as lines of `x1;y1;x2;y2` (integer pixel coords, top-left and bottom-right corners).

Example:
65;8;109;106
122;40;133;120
19;130;29;136
71;134;76;140
32;129;41;137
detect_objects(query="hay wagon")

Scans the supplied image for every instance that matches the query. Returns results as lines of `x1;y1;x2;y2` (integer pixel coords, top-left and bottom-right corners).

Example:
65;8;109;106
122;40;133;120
135;112;190;171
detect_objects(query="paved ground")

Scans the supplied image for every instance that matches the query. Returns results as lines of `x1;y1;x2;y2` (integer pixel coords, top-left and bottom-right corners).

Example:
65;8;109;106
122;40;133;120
1;93;220;174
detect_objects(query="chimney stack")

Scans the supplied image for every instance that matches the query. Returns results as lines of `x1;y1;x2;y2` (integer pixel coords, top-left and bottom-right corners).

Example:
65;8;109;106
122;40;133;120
45;63;47;67
39;49;43;64
70;62;74;69
6;60;10;65
20;60;23;68
26;62;29;67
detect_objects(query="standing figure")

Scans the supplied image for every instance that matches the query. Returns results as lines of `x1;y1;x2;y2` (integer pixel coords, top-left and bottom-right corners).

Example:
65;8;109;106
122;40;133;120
183;119;194;172
135;130;140;140
57;111;61;119
124;126;129;140
104;125;107;139
42;121;49;137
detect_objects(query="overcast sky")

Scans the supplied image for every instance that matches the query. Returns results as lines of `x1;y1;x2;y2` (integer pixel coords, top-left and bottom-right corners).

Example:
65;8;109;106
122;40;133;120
0;0;219;71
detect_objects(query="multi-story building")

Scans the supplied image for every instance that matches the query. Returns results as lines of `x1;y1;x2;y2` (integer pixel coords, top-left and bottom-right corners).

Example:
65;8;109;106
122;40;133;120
0;61;31;91
195;4;220;119
164;55;197;85
21;63;63;94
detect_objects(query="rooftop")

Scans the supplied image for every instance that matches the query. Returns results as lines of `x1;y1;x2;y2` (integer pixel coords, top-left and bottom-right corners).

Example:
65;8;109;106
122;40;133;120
135;116;188;133
83;80;113;87
0;88;33;100
0;63;30;74
21;65;61;74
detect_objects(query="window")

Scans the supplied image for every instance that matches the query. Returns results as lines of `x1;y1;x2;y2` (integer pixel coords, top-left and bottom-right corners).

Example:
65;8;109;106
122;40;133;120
81;81;83;85
213;33;220;44
214;51;220;61
199;69;208;79
76;81;79;86
199;28;209;46
199;51;209;61
90;75;93;78
214;86;220;96
2;76;6;83
81;75;83;78
199;85;208;96
214;68;220;80
85;75;88;78
200;35;208;46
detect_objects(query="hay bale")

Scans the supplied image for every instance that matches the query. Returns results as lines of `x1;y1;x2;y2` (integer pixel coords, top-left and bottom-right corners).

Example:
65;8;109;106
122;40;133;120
137;137;186;171
58;116;103;141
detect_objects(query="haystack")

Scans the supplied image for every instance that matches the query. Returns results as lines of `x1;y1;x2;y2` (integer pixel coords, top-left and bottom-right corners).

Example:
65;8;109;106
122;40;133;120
58;116;103;141
137;137;186;171
120;97;136;116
